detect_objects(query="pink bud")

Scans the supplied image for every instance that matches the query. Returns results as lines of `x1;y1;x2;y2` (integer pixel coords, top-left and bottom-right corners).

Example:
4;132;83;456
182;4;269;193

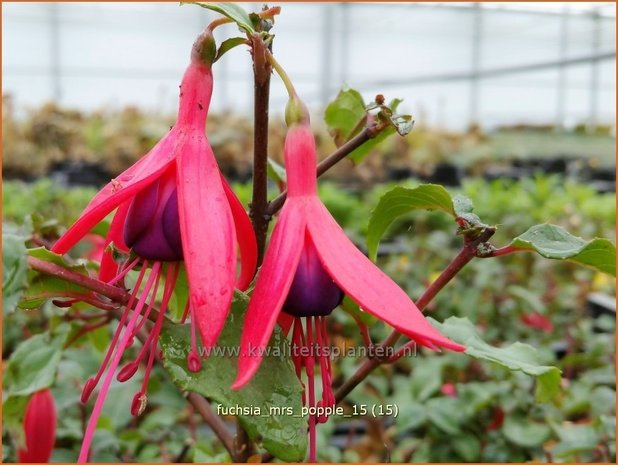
18;389;56;463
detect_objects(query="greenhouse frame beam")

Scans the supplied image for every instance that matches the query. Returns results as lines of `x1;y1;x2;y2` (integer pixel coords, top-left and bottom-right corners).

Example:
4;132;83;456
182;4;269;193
362;51;616;88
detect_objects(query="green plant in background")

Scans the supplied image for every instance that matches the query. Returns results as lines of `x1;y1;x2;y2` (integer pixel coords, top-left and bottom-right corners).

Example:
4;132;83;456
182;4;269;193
2;2;616;464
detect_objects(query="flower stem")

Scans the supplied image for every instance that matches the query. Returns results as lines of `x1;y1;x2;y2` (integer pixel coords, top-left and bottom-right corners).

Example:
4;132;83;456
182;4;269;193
28;256;128;303
266;125;381;215
249;35;272;265
334;227;496;403
265;50;296;99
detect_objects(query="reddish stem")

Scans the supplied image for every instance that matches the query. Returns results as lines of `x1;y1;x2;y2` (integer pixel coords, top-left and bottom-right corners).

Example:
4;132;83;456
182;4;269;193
335;227;496;403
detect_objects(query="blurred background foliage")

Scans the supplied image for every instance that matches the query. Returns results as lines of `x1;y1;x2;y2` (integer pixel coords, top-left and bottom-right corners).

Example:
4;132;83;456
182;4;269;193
2;99;615;462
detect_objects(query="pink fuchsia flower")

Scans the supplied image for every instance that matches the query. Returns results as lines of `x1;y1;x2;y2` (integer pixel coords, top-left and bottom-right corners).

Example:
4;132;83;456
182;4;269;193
232;120;465;460
18;389;56;463
50;31;257;462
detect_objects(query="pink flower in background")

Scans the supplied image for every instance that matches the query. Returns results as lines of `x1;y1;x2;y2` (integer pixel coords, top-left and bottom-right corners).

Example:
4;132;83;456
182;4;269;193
18;389;56;463
232;121;464;461
50;31;257;462
520;311;553;333
440;382;458;397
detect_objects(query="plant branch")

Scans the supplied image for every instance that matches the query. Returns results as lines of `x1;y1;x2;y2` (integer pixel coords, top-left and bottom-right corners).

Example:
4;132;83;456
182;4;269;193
249;34;272;266
266;125;381;216
28;256;128;303
334;226;496;403
188;393;236;457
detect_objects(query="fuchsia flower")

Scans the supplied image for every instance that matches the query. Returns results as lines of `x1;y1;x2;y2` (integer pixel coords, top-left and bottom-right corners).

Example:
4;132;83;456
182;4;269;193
232;120;465;460
50;31;257;462
18;389;56;463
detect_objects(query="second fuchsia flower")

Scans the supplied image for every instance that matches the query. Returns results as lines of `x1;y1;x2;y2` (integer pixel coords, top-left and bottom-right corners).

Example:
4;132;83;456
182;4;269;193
233;111;465;460
51;30;257;462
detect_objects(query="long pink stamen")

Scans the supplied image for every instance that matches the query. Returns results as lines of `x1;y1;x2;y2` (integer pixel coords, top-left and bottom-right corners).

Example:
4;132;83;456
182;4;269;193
131;266;163;337
315;317;333;422
117;266;162;382
78;261;161;463
306;317;317;463
119;263;179;383
180;300;190;324
187;303;202;372
81;262;149;403
106;256;140;286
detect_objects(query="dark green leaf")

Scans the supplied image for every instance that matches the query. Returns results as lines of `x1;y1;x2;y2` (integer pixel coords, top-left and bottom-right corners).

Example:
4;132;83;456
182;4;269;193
19;248;95;309
4;325;69;397
2;226;29;314
215;37;246;62
193;3;254;34
430;316;561;402
509;224;616;276
366;185;456;260
159;292;307;462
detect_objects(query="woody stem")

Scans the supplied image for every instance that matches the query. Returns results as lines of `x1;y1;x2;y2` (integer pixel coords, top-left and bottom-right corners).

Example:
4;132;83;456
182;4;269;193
249;34;272;266
334;227;496;403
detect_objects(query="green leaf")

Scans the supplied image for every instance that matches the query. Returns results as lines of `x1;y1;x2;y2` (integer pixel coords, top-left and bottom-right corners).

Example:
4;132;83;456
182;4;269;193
503;415;552;448
509;224;616;276
19;247;96;309
2;395;29;445
193;3;255;34
267;158;287;185
168;264;189;323
4;325;69;397
159;292;307;462
324;87;366;147
215;37;246;62
452;434;481;462
430;316;561;402
366;184;457;260
2;226;29;314
426;397;464;435
340;295;376;326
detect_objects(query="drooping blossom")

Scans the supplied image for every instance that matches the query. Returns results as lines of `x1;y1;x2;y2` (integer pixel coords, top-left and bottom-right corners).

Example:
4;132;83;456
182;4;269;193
18;389;56;463
232;116;464;461
50;30;257;462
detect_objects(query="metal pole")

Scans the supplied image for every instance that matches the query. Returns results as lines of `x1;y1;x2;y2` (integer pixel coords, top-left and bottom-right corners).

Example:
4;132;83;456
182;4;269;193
556;5;570;130
320;3;334;106
469;3;482;126
588;9;601;132
50;3;61;102
338;2;350;86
